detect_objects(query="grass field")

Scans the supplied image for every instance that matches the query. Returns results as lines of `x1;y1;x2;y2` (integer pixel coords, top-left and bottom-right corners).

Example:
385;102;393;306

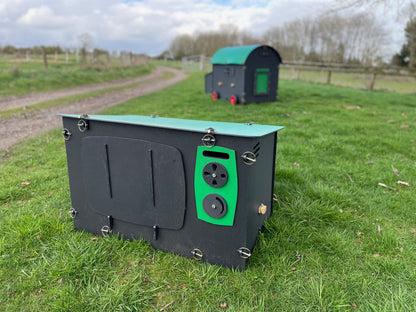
1;73;416;311
0;56;152;97
279;68;416;95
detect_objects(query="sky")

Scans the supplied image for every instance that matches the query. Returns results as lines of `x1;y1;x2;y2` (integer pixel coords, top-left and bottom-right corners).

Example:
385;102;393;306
0;0;409;57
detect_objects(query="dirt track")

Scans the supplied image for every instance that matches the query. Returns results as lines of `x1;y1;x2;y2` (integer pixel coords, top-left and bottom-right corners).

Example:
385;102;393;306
0;66;187;151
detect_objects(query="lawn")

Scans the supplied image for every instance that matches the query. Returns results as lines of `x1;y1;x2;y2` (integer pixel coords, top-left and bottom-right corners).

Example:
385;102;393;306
279;67;416;95
0;56;153;97
0;73;415;311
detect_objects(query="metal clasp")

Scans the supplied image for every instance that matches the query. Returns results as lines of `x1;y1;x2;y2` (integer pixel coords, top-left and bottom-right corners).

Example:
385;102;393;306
237;247;252;259
62;128;72;140
77;119;88;132
69;208;77;219
101;225;112;237
101;215;113;237
241;151;256;165
202;134;216;147
191;248;204;260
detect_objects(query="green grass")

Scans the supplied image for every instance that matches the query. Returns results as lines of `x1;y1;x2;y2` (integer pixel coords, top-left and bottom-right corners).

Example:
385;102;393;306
0;57;153;97
280;67;416;94
1;74;416;311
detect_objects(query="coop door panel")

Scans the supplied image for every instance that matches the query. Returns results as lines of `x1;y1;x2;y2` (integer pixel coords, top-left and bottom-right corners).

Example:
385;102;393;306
255;68;270;95
80;136;186;230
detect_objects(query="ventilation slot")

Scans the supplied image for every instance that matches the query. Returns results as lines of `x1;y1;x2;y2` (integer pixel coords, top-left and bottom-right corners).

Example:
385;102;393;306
253;142;261;157
203;150;230;160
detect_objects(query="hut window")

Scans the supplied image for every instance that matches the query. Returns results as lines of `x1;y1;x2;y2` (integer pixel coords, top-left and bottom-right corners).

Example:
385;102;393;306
224;67;234;77
254;68;270;95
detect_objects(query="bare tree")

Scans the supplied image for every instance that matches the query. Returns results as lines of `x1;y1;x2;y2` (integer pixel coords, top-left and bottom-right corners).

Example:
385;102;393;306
169;34;194;59
334;0;414;17
170;24;255;58
335;0;411;9
78;33;93;64
263;12;386;64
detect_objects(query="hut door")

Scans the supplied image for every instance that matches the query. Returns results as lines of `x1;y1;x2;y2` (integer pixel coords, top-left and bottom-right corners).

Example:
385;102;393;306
80;136;186;230
254;68;270;95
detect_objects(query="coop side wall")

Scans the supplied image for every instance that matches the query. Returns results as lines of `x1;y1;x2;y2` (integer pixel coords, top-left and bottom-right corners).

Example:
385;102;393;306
210;64;245;102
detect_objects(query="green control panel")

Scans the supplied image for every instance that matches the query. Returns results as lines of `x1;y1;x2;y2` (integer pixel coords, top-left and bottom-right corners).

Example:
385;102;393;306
194;146;238;226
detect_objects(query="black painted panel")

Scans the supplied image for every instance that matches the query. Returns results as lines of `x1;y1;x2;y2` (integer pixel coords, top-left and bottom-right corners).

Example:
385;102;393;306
81;136;186;230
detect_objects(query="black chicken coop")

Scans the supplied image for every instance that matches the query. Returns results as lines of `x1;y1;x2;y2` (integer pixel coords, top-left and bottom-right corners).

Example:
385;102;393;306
205;45;282;104
59;114;284;269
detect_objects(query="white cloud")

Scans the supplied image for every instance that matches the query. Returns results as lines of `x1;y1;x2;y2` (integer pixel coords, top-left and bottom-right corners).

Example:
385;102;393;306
17;5;68;27
0;0;404;56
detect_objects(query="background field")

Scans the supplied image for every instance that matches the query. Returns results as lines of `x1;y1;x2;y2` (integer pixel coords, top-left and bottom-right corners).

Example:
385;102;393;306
279;68;416;95
1;72;416;311
0;56;152;98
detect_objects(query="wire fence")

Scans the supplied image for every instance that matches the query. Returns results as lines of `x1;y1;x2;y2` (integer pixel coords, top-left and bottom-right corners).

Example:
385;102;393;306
1;52;149;67
181;55;416;93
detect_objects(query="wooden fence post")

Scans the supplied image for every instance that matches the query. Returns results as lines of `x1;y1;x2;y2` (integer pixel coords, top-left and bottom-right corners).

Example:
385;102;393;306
326;70;332;85
367;72;377;91
200;55;204;71
42;46;48;69
290;67;295;79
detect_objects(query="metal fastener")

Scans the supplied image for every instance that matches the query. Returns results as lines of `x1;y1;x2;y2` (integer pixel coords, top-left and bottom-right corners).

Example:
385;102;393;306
101;225;112;237
202;134;216;147
68;208;77;218
258;204;267;215
77;119;88;132
62;128;72;140
191;248;203;260
241;151;256;165
237;247;252;259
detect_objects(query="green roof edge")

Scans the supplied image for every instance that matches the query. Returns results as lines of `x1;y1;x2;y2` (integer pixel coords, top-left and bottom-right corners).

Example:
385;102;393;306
210;45;261;65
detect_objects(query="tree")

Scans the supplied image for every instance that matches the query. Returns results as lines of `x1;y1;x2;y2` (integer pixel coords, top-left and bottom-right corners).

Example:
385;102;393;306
335;0;412;10
78;33;93;64
168;24;257;59
169;34;194;60
2;45;17;54
404;18;416;68
263;13;386;64
391;44;409;66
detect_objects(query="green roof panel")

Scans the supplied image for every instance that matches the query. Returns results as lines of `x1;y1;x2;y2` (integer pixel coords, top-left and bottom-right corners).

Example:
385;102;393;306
58;114;284;138
211;45;260;65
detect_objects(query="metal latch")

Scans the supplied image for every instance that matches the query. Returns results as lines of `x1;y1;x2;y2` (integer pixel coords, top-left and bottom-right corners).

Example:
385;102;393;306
241;151;256;165
62;128;72;140
68;208;77;218
101;215;113;237
237;247;252;259
191;248;204;260
77;114;89;132
202;128;216;147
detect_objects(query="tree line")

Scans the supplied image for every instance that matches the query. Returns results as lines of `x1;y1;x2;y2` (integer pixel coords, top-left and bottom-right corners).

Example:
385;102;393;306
165;11;416;69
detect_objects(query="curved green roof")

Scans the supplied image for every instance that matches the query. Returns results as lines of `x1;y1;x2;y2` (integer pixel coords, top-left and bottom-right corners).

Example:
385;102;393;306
211;45;260;65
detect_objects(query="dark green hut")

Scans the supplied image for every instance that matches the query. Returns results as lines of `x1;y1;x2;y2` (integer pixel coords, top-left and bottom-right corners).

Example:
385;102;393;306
205;45;282;104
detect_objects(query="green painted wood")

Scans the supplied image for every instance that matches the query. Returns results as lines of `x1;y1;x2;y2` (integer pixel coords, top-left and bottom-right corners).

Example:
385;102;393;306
194;146;238;226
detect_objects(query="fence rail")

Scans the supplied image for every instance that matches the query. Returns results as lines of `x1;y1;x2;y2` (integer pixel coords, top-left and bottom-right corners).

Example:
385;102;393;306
280;62;416;91
180;55;415;92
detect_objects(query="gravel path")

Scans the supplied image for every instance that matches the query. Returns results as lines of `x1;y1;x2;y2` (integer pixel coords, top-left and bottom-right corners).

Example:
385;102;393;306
0;67;165;112
0;66;187;151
